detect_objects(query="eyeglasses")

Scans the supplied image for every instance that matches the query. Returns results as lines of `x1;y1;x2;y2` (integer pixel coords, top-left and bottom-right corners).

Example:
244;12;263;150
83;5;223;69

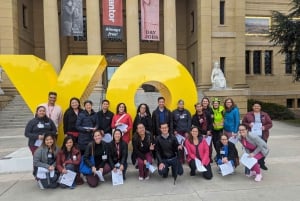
238;129;246;131
221;138;228;141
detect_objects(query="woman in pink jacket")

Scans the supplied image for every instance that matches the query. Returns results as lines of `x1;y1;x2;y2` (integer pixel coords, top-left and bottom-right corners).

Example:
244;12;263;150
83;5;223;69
185;126;213;179
111;103;133;144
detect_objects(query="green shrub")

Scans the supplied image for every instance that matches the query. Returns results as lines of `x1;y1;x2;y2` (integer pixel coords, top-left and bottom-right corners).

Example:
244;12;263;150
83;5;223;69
247;99;295;120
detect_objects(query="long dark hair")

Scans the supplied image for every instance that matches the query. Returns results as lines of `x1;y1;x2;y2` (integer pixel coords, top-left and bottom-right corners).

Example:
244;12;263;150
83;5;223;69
116;102;127;114
61;136;74;155
68;97;81;109
136;103;151;116
187;126;200;144
112;129;123;142
42;133;57;152
224;98;236;111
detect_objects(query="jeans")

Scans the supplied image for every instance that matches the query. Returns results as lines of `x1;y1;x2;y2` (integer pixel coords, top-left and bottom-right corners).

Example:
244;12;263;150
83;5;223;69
158;157;183;178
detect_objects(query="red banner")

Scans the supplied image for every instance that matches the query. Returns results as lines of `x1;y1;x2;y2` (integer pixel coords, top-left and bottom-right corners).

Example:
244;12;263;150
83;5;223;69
141;0;160;41
102;0;123;39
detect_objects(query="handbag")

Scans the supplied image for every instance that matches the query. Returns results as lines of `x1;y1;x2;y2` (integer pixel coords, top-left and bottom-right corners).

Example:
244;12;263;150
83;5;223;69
79;145;95;175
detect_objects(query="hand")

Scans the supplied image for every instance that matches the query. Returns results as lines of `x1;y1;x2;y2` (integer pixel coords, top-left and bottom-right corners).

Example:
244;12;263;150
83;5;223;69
99;168;104;173
48;165;55;171
178;145;183;150
119;164;124;171
248;153;254;158
62;168;68;174
149;143;155;150
207;131;212;135
250;123;254;128
92;166;97;174
262;126;265;131
38;135;44;140
113;168;117;172
123;129;127;133
222;157;228;163
158;163;165;171
144;160;148;165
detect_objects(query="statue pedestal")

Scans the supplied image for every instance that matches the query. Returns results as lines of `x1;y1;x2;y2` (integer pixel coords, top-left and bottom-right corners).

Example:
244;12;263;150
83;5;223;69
203;88;249;117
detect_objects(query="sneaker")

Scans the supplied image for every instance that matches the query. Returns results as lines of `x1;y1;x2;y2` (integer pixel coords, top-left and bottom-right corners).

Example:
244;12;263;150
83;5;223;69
144;176;150;180
37;180;44;190
138;177;144;181
246;171;256;178
260;164;268;171
80;173;87;183
254;174;262;182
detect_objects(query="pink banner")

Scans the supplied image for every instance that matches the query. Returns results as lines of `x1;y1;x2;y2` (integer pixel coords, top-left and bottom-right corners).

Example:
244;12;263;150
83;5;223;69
141;0;160;41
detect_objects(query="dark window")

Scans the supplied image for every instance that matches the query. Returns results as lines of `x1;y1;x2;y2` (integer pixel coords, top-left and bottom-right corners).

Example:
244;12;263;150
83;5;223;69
264;50;272;74
220;57;225;74
220;1;225;25
190;11;195;32
74;16;87;41
286;99;294;108
298;99;300;108
22;4;28;29
245;51;250;74
253;51;261;74
285;51;292;74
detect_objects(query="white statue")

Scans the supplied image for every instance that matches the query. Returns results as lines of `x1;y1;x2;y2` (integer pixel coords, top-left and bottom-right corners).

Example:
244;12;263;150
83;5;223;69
211;61;226;89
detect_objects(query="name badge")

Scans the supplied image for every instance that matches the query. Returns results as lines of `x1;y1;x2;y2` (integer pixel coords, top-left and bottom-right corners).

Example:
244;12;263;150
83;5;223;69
47;153;52;158
102;155;107;160
220;150;225;155
37;122;44;128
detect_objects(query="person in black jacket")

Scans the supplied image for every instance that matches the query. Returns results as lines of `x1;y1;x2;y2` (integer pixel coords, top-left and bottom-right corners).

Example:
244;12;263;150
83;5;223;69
97;99;114;143
215;134;239;168
108;129;128;180
63;97;83;144
83;130;111;187
155;123;183;180
133;103;152;133
152;97;173;137
192;102;213;135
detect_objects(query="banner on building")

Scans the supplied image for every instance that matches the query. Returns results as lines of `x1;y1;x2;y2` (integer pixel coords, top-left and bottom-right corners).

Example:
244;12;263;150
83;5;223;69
102;0;123;40
61;0;84;36
141;0;160;41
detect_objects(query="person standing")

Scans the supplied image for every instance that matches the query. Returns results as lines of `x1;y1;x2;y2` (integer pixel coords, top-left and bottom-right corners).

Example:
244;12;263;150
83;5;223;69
172;99;191;138
97;99;114;142
242;101;272;170
25;106;57;155
152;97;173;137
39;91;63;129
133;103;152;133
223;98;240;138
155;123;183;180
211;97;225;152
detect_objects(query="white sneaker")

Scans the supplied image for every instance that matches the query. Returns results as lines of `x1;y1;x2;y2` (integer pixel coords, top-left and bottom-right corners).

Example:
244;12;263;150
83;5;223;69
80;173;87;183
37;180;44;190
254;174;262;182
246;171;256;178
138;177;144;181
144;176;150;180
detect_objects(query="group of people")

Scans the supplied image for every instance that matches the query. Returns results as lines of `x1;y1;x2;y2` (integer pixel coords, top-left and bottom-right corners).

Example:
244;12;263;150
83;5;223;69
24;91;272;189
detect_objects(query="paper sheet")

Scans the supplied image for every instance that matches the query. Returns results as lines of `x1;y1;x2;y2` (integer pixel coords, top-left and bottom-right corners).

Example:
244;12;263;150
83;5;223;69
240;152;258;169
36;167;54;179
34;139;42;147
59;170;76;187
205;136;212;145
116;124;128;133
195;158;207;172
252;123;262;136
219;162;234;176
229;136;238;144
111;170;123;186
96;170;105;181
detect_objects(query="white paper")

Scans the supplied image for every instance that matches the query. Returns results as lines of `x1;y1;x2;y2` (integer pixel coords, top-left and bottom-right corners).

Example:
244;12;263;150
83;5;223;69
116;124;128;133
36;167;48;179
229;136;238;144
195;158;207;172
252;123;262;136
96;170;105;181
219;162;234;176
111;169;123;186
240;153;258;169
148;164;157;173
34;139;42;147
205;136;212;145
59;170;76;187
83;127;94;130
175;134;185;144
102;133;112;143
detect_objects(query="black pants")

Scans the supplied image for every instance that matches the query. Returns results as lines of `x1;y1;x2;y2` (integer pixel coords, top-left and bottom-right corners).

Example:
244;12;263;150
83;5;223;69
212;129;223;151
189;159;213;180
158;157;183;178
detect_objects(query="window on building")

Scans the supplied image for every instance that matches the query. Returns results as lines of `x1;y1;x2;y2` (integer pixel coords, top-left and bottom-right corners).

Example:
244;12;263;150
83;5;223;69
190;11;195;32
74;16;87;41
264;50;272;74
285;51;293;74
22;4;28;29
286;99;294;108
191;61;197;82
220;57;225;74
253;51;261;74
245;51;250;74
220;1;225;25
298;99;300;108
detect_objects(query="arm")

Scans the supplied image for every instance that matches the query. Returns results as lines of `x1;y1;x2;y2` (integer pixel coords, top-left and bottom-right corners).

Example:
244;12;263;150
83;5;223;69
63;110;69;134
49;120;57;135
120;142;128;165
83;144;94;168
201;140;210;165
33;148;50;169
262;112;273;130
233;108;240;133
24;120;39;140
56;151;64;173
184;140;196;160
126;114;133;132
76;113;86;132
186;111;192;133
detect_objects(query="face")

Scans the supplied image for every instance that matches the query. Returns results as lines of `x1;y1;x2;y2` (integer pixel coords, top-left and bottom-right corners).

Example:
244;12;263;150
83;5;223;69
102;101;109;110
118;104;125;113
65;139;73;150
139;104;147;114
177;102;184;110
93;131;102;144
37;107;46;118
225;99;233;108
195;104;203;113
160;124;169;135
213;101;219;109
220;135;228;145
238;125;248;137
48;94;57;104
252;104;261;113
113;131;122;142
158;99;165;108
137;124;146;135
191;127;199;138
84;102;92;111
202;99;209;107
71;99;79;109
45;136;54;147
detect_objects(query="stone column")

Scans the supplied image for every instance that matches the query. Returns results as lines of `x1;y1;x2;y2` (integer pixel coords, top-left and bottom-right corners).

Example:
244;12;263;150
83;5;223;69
126;0;140;58
43;0;61;73
250;51;254;75
261;51;265;75
164;0;177;59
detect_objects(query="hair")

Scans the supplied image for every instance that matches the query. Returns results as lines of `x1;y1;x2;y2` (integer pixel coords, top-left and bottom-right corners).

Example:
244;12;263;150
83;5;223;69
68;97;81;109
201;97;210;104
239;123;248;130
48;91;57;97
194;102;202;108
219;133;228;141
34;106;50;122
224;97;236;111
136;103;151;116
159;122;169;128
157;96;165;102
42;133;57;151
102;99;110;104
112;129;123;141
252;101;261;107
83;100;93;106
116;102;127;114
187;126;199;144
61;136;74;155
93;130;103;137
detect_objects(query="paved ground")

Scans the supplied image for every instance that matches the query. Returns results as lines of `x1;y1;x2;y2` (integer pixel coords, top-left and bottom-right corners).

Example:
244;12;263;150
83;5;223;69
0;121;299;201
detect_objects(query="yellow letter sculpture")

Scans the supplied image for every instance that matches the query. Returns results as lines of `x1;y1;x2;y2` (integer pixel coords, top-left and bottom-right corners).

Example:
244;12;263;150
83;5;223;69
106;53;198;125
0;55;107;144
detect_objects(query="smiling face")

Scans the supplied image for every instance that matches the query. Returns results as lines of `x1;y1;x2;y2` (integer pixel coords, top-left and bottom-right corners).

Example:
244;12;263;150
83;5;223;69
220;135;229;146
139;104;147;114
84;102;92;112
36;107;46;118
71;99;80;109
44;135;54;147
48;94;57;105
137;123;146;135
118;104;125;114
65;138;74;151
158;98;165;109
191;127;199;138
93;131;102;144
238;125;248;138
201;98;209;108
252;103;261;113
113;130;122;142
